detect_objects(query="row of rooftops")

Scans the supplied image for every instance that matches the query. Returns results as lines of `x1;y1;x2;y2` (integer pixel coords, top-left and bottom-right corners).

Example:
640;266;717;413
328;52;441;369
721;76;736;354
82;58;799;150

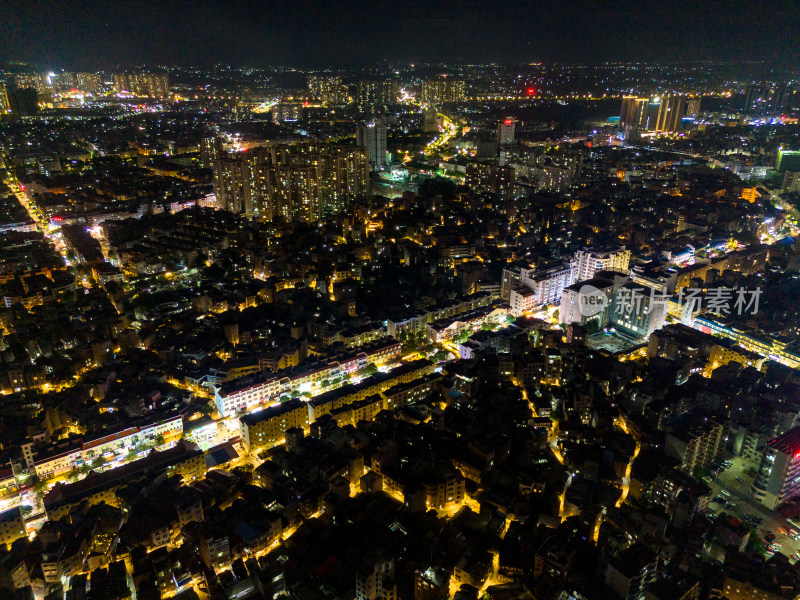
43;440;203;511
24;414;185;463
240;359;435;426
216;336;403;398
386;291;494;324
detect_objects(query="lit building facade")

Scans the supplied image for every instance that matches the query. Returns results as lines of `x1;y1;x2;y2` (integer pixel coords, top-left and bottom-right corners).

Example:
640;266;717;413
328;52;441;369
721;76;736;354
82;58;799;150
307;74;348;105
752;427;800;510
610;283;667;339
497;119;515;145
112;72;170;98
211;142;369;220
421;78;465;103
357;122;388;169
573;248;630;282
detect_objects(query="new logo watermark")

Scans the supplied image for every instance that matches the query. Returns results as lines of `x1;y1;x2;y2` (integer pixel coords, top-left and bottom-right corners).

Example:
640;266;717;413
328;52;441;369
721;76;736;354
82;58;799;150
577;285;608;317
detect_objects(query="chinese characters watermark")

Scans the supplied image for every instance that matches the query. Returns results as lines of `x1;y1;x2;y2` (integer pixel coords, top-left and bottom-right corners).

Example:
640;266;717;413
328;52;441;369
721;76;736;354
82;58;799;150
577;285;761;317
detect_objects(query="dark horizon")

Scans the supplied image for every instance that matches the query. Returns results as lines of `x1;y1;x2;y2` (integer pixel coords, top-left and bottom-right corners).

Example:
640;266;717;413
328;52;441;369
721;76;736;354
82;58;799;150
1;0;799;71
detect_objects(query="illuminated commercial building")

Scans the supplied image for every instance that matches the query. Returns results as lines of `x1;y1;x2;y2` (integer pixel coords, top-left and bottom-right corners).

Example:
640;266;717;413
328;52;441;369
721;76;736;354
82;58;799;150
19;415;184;481
752;427;800;510
214;338;403;417
497;118;515;145
686;97;701;117
421;78;465;103
693;315;800;369
620;96;648;129
776;148;800;173
620;95;695;133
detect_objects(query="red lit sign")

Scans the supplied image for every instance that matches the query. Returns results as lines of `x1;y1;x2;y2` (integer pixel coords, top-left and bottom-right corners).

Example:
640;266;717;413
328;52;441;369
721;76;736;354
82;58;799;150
504;119;513;125
527;88;535;95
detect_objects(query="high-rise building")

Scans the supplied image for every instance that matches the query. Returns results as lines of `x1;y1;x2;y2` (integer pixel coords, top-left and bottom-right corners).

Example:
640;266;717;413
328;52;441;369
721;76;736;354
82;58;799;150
212;142;368;221
256;162;322;222
0;84;9;113
14;73;48;94
619;96;663;132
752;427;800;510
8;87;39;115
497;119;515;145
743;85;796;115
212;153;253;215
317;145;370;215
272;102;303;124
560;273;626;328
465;162;515;200
47;72;76;93
610;283;667;339
76;72;102;94
686;97;701;118
308;74;348;105
355;79;399;113
654;96;689;133
620;96;648;129
356;122;388;169
509;262;575;314
112;72;170;98
423;107;440;133
573;248;630;282
201;136;223;168
421;78;465;104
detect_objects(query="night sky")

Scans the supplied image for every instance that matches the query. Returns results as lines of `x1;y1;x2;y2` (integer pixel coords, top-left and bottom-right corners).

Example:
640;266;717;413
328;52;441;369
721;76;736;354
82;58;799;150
1;0;798;69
